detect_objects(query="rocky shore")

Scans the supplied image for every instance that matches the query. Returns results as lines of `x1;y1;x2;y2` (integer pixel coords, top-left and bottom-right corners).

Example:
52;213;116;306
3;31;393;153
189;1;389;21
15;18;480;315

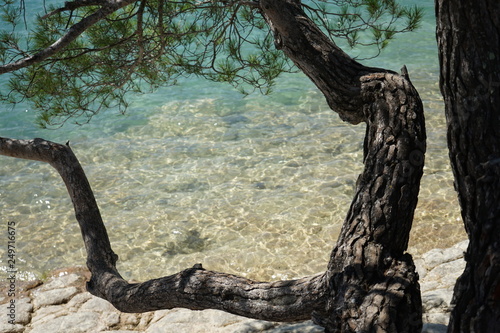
1;240;468;333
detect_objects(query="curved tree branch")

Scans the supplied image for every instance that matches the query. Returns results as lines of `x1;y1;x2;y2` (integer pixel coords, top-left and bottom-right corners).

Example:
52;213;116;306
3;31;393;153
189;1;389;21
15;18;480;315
0;0;139;75
259;0;397;125
0;137;327;321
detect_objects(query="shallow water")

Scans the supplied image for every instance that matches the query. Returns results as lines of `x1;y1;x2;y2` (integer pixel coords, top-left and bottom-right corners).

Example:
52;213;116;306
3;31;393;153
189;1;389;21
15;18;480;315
0;0;466;282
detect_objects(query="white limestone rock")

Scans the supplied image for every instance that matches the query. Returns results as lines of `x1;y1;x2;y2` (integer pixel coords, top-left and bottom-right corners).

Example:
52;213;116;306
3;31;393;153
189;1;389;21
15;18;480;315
421;240;468;271
0;323;24;333
37;273;81;292
28;312;102;333
32;286;79;308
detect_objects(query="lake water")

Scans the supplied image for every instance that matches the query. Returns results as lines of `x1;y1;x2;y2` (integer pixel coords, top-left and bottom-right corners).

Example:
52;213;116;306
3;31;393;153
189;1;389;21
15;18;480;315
0;0;466;282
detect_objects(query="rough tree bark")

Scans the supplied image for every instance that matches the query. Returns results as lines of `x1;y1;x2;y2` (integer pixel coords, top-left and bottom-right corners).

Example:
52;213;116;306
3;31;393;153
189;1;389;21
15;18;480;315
0;0;426;332
260;1;425;331
0;137;327;321
435;1;500;331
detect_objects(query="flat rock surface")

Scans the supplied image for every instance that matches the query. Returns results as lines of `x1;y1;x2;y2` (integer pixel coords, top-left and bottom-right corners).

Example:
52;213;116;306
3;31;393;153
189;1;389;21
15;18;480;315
0;240;468;333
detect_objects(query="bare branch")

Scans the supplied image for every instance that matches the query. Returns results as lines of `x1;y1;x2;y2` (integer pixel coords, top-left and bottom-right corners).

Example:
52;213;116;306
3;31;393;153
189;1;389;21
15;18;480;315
0;137;327;321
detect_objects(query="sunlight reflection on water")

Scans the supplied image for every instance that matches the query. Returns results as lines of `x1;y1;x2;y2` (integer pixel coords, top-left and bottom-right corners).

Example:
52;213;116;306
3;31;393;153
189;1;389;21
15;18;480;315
0;71;466;282
0;0;467;281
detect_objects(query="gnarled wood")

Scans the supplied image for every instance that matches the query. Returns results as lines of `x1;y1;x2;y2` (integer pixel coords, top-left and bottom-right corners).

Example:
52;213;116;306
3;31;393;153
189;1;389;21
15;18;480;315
0;137;326;321
259;0;396;125
320;72;425;333
260;1;425;332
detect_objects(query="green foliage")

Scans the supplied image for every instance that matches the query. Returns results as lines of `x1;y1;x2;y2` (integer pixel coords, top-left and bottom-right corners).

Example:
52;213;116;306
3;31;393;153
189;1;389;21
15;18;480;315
304;0;423;54
0;0;422;127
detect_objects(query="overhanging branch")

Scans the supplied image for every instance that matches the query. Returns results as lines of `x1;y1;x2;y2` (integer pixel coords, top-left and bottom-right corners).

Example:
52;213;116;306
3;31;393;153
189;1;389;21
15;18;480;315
0;137;327;321
0;0;139;75
259;0;397;124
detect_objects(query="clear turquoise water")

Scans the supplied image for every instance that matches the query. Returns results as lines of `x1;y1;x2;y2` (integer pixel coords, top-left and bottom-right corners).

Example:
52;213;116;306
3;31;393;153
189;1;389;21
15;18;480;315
0;0;465;282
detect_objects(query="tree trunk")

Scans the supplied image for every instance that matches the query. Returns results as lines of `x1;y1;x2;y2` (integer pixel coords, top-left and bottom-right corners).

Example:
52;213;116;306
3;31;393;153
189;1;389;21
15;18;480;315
260;1;425;331
0;1;426;332
435;1;500;331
